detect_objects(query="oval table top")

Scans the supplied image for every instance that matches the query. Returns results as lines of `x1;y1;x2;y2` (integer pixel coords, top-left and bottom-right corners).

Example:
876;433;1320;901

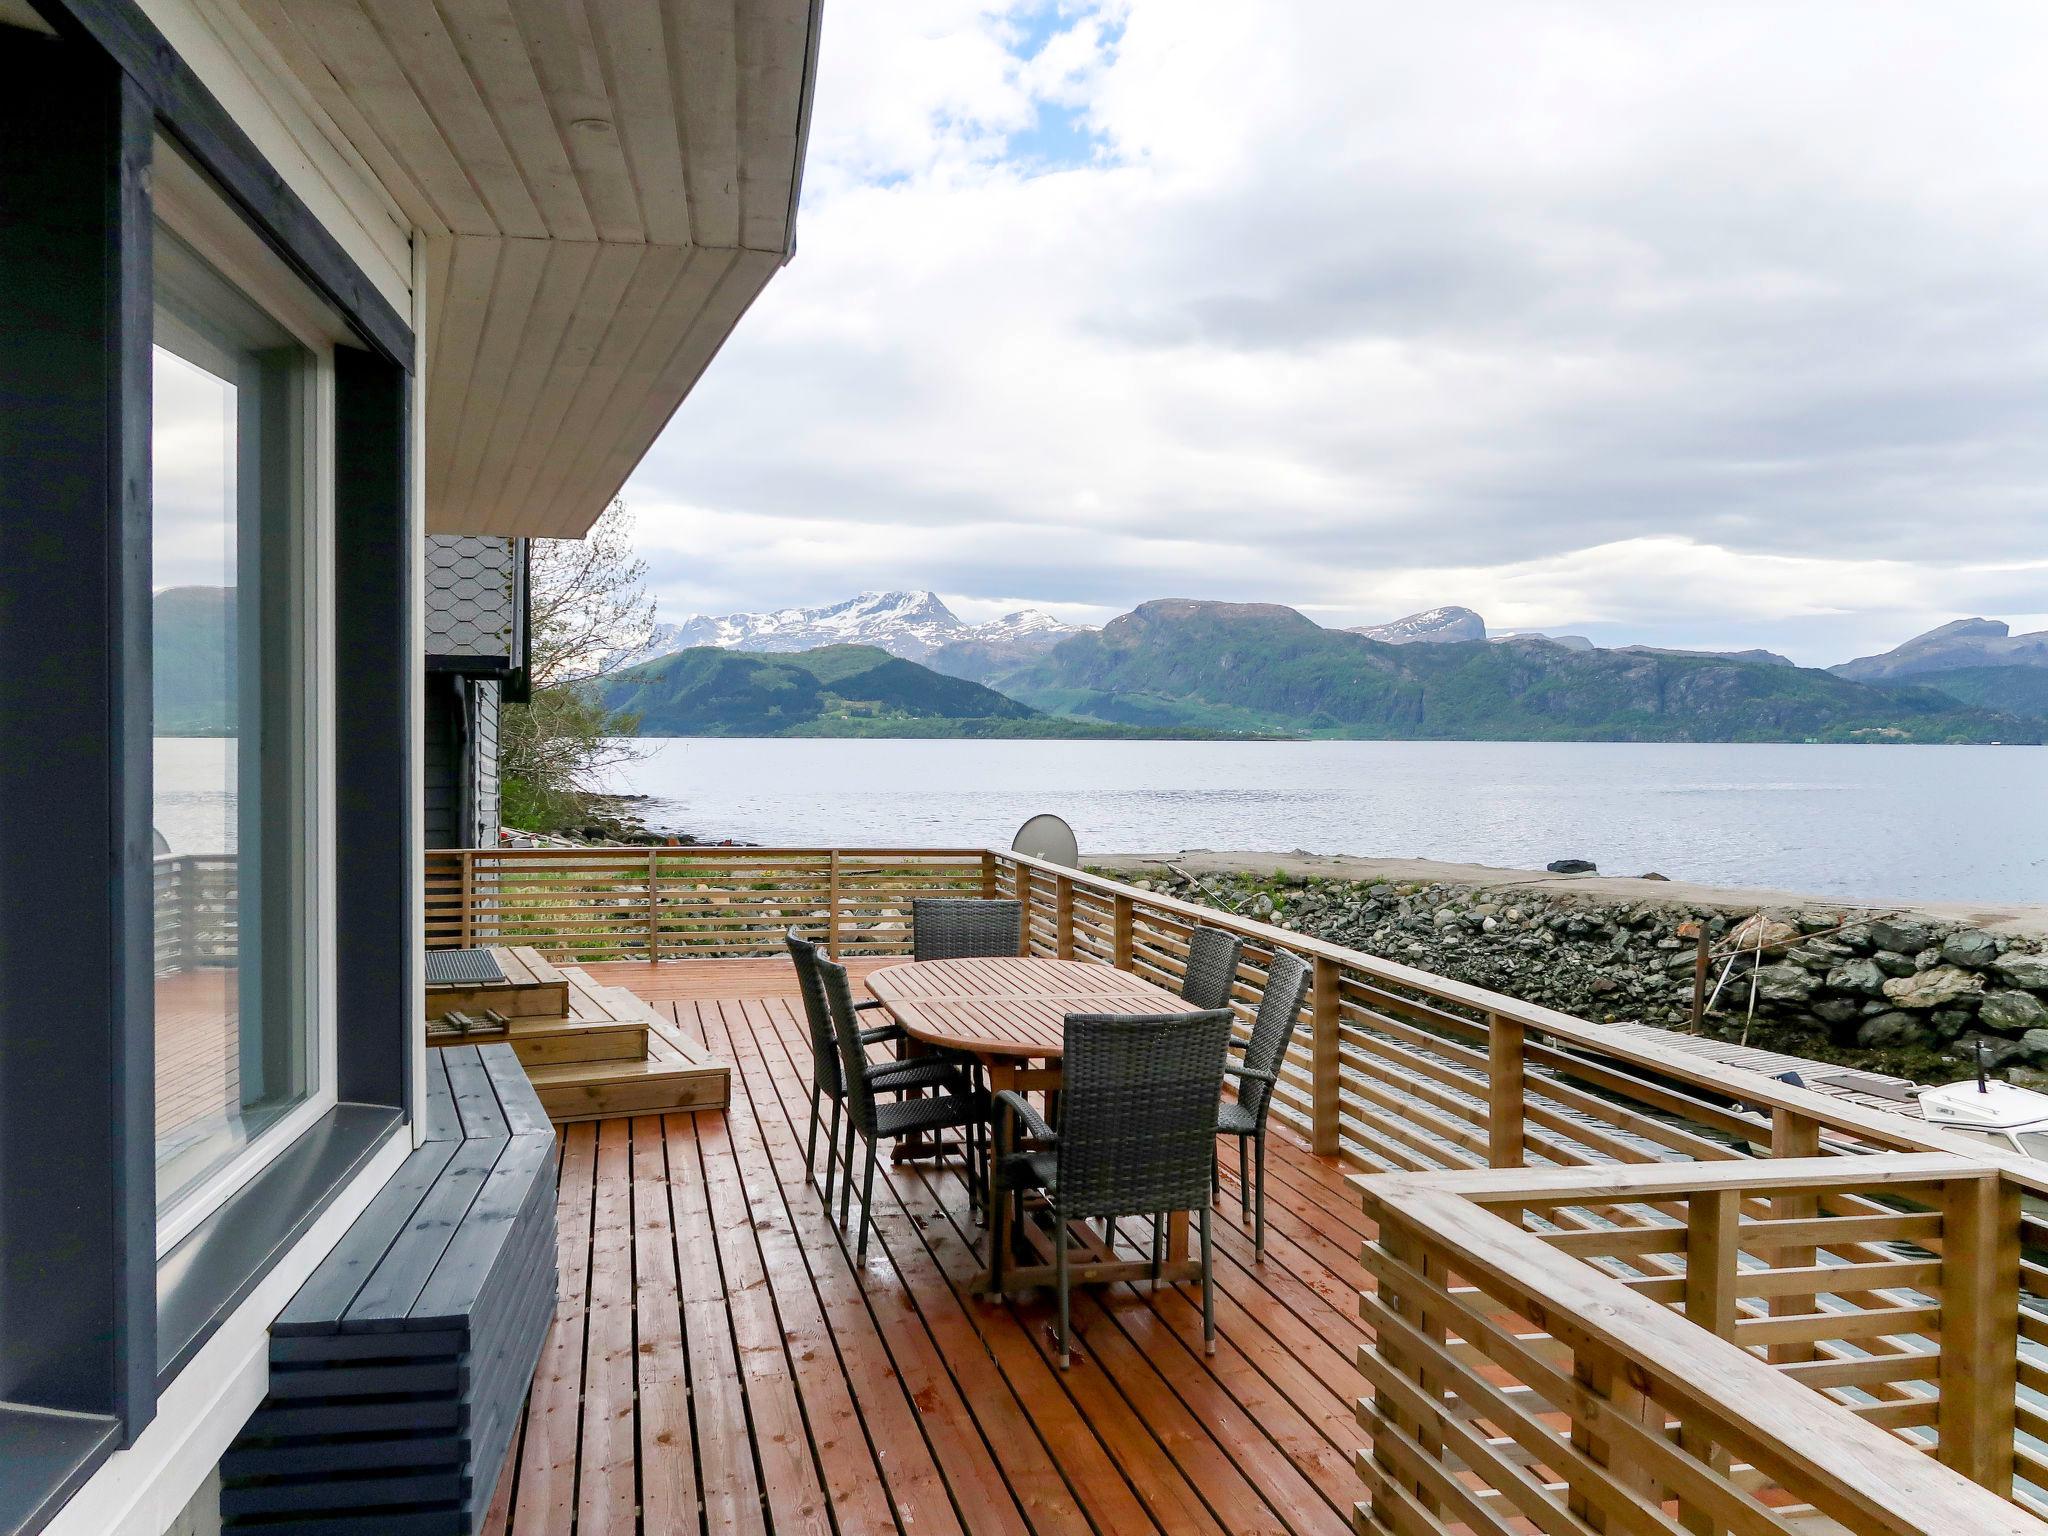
865;955;1202;1059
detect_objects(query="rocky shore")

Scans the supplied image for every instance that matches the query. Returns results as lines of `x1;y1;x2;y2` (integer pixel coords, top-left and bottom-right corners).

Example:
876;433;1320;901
1096;852;2048;1085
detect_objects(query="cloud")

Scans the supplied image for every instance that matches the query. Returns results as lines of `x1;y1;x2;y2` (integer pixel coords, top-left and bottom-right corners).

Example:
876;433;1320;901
625;0;2048;666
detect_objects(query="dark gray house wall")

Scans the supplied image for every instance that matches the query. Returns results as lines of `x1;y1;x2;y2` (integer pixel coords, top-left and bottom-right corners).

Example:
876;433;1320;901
424;534;524;850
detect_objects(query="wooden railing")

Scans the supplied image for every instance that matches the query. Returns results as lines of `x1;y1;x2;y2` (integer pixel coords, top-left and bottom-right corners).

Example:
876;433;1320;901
424;846;987;960
154;852;238;974
428;844;2048;1532
1357;1155;2039;1536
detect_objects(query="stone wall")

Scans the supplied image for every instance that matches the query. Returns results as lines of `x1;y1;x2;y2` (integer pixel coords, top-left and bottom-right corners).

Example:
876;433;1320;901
1120;865;2048;1084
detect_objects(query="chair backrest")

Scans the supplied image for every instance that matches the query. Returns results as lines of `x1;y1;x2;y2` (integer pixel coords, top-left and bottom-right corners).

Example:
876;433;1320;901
912;898;1022;962
816;950;882;1136
785;929;844;1100
1236;951;1313;1126
1055;1009;1232;1219
1180;925;1245;1010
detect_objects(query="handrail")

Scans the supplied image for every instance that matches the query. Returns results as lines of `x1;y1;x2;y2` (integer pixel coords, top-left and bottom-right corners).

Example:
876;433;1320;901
1359;1159;2042;1536
990;847;2048;1198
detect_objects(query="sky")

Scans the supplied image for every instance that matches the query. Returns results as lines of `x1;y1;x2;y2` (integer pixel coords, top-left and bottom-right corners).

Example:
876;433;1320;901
622;0;2048;668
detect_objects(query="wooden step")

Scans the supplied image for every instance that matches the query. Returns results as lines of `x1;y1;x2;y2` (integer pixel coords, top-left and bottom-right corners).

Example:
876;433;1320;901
425;945;570;1021
498;1011;647;1067
522;968;731;1122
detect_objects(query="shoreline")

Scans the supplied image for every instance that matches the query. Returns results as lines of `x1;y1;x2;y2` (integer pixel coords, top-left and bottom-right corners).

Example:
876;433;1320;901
1091;849;2048;939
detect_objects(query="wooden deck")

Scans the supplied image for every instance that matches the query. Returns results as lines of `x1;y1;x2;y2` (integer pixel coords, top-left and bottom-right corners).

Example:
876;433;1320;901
475;956;1371;1536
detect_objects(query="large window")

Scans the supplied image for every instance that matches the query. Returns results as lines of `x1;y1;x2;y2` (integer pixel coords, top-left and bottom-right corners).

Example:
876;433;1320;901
150;144;330;1232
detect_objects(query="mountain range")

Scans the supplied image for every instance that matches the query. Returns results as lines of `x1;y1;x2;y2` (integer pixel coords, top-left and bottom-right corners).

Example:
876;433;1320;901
604;593;2045;744
648;591;1084;670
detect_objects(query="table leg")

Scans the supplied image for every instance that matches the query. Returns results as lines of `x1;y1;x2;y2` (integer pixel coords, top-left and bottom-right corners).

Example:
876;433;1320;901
987;1060;1017;1293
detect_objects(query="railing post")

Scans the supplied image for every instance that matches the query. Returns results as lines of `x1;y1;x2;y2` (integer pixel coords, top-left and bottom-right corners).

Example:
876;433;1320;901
981;850;998;899
1054;874;1074;960
1678;1187;1738;1534
1016;867;1034;955
1939;1170;2019;1496
1487;1013;1525;1168
460;851;475;949
1112;893;1134;971
827;849;843;959
1767;1108;1820;1364
1310;955;1341;1157
647;847;661;963
1689;927;1712;1031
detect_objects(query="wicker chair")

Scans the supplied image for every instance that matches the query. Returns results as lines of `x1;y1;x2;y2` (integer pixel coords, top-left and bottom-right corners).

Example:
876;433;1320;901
991;1008;1232;1368
912;897;1023;960
1213;950;1313;1259
787;930;968;1210
817;949;987;1262
1180;926;1245;1010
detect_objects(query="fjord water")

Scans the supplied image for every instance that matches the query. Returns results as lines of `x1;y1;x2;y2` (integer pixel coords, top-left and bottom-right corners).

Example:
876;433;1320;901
613;738;2048;906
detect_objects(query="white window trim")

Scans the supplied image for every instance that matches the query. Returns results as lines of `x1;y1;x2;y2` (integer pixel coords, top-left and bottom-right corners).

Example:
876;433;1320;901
153;281;341;1256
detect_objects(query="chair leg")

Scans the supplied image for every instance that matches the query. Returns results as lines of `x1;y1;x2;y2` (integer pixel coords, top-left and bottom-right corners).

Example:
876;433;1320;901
806;1084;822;1185
823;1096;843;1208
1212;1143;1220;1200
1254;1133;1268;1261
858;1140;878;1264
839;1118;857;1231
1199;1204;1216;1356
1056;1211;1071;1370
1150;1213;1164;1284
989;1172;1007;1302
1239;1137;1250;1221
1104;1218;1118;1253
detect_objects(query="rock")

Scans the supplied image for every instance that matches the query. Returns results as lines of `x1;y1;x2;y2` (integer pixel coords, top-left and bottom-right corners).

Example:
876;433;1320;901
1813;997;1861;1024
2024;1029;2048;1064
1825;958;1889;996
1797;911;1842;933
1914;947;1942;973
1836;923;1872;949
1250;893;1276;917
1950;1032;2027;1070
1871;950;1917;978
1881;966;1985;1010
1638;871;1669;881
1728;914;1799;953
1941;929;2001;969
1857;1011;1927;1049
1752;964;1816;1005
1870;917;1937;955
1481;915;1498;933
1994;951;2048;990
1931;1008;1978;1042
1676;918;1706;940
1980;990;2048;1033
1547;858;1597;874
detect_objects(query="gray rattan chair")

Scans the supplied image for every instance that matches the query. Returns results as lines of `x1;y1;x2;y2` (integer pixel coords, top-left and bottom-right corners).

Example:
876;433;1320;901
787;930;966;1209
1214;951;1313;1259
818;949;987;1262
912;897;1022;960
991;1008;1232;1368
1180;926;1245;1010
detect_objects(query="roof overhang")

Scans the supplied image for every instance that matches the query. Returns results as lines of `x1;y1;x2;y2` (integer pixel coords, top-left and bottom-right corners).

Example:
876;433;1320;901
246;0;821;538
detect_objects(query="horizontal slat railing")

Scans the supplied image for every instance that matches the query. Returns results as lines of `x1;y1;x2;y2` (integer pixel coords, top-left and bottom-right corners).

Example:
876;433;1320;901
425;846;987;961
1357;1156;2042;1536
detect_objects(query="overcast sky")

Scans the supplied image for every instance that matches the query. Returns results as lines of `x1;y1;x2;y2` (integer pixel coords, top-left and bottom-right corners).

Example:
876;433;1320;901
622;0;2048;668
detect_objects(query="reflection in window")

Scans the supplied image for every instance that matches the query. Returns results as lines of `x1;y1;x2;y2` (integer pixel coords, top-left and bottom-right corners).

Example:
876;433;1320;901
152;214;313;1219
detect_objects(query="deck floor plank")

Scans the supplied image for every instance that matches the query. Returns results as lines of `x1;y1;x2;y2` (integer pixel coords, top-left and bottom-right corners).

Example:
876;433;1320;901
487;958;1375;1536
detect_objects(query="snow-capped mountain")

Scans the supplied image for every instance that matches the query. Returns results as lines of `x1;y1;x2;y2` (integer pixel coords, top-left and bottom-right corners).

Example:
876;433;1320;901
1348;606;1487;644
649;591;1088;666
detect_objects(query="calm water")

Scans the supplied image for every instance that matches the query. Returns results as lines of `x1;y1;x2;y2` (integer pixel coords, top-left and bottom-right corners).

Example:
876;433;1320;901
610;738;2048;906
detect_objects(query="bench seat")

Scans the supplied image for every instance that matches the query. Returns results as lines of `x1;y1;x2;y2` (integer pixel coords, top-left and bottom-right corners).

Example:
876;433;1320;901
221;1045;556;1533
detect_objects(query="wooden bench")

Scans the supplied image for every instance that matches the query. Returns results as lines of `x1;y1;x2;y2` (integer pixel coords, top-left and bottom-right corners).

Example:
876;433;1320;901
220;1045;556;1534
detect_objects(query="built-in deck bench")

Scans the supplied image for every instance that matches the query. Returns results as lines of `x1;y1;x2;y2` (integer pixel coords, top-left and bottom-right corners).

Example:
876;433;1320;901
220;1045;556;1534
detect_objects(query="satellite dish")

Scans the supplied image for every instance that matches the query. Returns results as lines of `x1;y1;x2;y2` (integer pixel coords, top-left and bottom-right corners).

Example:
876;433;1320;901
1012;813;1079;868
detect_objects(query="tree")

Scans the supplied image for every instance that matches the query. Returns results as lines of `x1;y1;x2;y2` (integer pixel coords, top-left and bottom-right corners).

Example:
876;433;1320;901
500;499;656;832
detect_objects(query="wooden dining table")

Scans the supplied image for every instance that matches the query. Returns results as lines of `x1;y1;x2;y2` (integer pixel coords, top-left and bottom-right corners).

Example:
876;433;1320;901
865;955;1208;1296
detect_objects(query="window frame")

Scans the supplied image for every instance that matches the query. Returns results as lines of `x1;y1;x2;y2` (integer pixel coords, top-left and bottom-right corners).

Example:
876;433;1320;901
147;169;344;1253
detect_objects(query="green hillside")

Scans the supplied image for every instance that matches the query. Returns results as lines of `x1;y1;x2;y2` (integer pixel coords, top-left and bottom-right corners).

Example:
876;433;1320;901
601;644;1141;736
994;600;2040;743
1909;665;2048;721
154;585;236;735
